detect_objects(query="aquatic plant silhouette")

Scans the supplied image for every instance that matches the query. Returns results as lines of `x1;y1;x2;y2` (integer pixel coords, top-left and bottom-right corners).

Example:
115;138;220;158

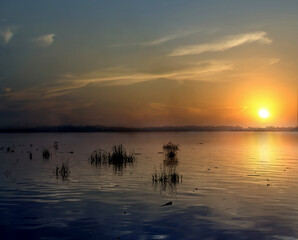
55;162;70;181
42;148;51;159
152;142;182;194
163;141;180;159
89;144;136;174
6;146;14;153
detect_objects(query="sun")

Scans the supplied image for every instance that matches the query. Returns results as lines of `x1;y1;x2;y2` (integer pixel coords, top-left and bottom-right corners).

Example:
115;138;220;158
258;108;270;119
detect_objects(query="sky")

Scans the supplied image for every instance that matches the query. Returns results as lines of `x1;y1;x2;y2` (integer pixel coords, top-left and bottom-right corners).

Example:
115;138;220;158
0;0;297;128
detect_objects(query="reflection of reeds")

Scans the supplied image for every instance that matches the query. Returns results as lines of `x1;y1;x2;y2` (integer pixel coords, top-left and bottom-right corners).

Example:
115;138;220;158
55;162;70;181
152;163;182;195
89;144;136;173
152;171;180;184
42;148;51;159
163;141;180;159
152;165;181;184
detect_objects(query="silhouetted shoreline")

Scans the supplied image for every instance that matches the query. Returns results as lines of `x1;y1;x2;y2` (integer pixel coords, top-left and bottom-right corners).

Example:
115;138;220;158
0;125;297;133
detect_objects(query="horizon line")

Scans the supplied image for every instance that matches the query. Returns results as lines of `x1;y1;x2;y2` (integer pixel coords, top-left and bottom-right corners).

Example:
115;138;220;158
0;125;297;133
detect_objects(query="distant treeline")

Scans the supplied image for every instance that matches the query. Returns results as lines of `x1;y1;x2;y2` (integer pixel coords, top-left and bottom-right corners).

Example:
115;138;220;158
0;125;297;133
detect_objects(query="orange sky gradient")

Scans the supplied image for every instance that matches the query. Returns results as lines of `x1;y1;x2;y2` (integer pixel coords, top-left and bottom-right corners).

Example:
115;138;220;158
0;1;297;128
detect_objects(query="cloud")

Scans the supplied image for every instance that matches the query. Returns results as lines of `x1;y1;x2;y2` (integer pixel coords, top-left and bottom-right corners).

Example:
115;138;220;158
150;102;204;115
111;31;193;47
268;58;280;65
46;61;233;95
169;31;272;56
0;28;13;45
33;33;55;47
1;60;233;101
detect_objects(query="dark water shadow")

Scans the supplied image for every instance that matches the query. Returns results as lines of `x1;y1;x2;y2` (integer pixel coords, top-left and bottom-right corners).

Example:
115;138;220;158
1;200;296;240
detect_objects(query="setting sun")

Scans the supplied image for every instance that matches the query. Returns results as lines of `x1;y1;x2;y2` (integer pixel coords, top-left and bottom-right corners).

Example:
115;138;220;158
258;109;270;119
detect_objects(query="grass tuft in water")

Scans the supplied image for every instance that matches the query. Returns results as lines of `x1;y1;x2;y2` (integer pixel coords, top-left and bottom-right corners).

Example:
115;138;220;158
42;148;51;159
163;141;180;159
108;144;135;165
89;144;136;172
89;149;107;165
55;162;70;181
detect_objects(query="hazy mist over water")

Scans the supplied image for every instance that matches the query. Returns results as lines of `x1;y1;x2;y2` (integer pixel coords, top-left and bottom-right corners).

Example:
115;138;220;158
0;132;297;239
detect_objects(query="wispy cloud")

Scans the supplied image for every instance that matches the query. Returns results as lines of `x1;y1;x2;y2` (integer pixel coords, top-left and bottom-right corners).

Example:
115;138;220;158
0;28;14;45
45;61;233;96
169;31;272;56
268;58;280;65
2;61;233;101
33;33;55;47
111;31;193;47
150;102;204;115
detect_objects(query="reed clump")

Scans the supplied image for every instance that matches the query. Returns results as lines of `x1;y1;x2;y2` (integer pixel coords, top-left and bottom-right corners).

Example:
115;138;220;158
42;148;51;159
28;151;32;160
163;141;180;159
108;145;135;165
89;144;136;167
89;149;108;165
55;162;70;181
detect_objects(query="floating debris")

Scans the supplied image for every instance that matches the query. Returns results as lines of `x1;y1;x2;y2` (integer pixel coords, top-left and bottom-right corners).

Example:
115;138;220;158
161;201;172;207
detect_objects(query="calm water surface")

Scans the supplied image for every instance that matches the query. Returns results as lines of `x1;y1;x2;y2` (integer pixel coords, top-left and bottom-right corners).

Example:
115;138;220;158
0;132;297;240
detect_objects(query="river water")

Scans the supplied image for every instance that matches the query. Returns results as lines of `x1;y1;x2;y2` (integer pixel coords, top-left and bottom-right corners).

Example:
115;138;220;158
0;132;297;239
